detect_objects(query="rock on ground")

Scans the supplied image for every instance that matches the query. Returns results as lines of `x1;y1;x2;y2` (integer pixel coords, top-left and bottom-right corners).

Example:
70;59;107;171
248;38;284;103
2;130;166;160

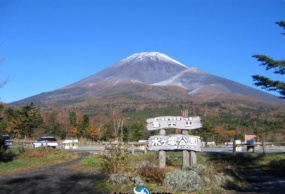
163;170;203;192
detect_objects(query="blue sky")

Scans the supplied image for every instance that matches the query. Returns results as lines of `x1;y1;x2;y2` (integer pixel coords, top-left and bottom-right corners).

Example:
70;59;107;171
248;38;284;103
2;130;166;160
0;0;285;103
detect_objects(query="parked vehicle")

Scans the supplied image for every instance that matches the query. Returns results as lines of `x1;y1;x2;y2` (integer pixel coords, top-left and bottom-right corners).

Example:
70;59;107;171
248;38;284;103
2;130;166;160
1;135;12;149
32;136;58;149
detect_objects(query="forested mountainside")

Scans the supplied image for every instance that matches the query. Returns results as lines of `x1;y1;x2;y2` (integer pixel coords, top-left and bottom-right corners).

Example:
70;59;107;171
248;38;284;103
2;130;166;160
1;96;285;143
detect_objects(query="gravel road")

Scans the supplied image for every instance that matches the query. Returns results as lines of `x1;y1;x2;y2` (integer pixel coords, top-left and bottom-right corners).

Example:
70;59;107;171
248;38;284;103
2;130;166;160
0;153;105;194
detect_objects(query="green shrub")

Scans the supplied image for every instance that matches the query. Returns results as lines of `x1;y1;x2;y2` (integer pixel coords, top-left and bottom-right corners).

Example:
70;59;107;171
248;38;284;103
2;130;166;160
0;148;5;162
0;148;18;163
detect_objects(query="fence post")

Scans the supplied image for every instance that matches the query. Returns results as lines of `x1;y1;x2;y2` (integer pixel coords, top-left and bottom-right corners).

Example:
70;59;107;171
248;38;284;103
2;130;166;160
131;144;135;154
233;140;236;155
159;150;166;168
182;130;190;168
183;150;190;168
190;151;197;166
104;143;108;154
262;141;266;154
144;144;147;154
159;129;166;168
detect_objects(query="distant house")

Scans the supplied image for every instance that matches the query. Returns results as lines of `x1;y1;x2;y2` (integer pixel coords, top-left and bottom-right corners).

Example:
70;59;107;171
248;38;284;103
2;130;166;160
245;134;256;142
245;134;256;145
245;134;257;152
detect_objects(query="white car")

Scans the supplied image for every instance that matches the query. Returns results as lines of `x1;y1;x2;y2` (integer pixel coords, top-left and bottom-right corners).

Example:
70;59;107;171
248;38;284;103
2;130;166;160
32;136;58;149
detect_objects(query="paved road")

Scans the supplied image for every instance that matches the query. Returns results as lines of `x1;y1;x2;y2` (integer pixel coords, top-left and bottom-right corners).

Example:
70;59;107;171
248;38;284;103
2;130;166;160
71;145;285;154
202;146;285;154
73;146;104;154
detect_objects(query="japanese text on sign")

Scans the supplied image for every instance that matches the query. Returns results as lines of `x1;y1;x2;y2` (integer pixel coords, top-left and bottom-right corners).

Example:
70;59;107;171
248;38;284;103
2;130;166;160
147;116;202;131
148;135;202;151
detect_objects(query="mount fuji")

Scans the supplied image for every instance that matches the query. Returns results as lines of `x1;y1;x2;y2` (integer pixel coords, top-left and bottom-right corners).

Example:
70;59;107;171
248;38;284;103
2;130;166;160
66;52;188;87
11;52;284;105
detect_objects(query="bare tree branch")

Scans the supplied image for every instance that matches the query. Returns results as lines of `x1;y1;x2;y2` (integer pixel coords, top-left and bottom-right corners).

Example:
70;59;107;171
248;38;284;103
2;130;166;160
0;57;10;89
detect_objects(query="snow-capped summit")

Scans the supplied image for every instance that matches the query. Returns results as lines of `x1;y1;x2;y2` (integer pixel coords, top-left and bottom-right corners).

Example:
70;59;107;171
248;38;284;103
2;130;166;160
121;52;187;68
69;52;189;86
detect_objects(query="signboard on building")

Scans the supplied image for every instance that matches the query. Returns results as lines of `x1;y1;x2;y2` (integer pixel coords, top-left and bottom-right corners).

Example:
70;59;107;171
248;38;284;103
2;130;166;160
147;116;202;131
148;134;202;152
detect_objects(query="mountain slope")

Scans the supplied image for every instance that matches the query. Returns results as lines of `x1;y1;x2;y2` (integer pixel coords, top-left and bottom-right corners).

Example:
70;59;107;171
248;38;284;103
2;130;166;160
11;52;285;105
153;67;283;103
66;52;187;88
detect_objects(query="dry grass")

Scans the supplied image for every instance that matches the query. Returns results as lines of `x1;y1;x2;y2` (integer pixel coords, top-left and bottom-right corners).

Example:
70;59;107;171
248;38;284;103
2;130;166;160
20;148;53;158
0;147;78;174
137;165;165;184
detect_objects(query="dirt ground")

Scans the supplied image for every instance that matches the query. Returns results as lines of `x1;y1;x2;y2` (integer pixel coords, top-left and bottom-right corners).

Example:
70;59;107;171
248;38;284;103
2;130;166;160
0;153;105;194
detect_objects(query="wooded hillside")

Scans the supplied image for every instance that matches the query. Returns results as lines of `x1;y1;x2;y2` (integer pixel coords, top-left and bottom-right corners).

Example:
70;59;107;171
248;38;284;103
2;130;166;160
1;98;284;143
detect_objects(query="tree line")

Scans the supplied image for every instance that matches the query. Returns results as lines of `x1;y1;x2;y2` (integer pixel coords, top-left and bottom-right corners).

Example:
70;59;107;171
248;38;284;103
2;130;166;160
1;101;284;144
0;103;147;142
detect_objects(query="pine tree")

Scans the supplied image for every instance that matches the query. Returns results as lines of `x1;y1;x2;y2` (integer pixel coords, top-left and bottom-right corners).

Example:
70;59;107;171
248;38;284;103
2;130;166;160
252;21;285;97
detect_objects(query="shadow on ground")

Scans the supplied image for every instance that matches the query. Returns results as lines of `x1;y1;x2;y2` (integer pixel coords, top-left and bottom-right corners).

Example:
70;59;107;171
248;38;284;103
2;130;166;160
204;153;285;194
0;170;105;194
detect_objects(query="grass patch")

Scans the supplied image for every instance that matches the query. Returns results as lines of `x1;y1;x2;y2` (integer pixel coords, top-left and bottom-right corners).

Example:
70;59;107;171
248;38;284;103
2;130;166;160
0;147;78;174
202;153;285;170
81;155;102;167
256;153;285;173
